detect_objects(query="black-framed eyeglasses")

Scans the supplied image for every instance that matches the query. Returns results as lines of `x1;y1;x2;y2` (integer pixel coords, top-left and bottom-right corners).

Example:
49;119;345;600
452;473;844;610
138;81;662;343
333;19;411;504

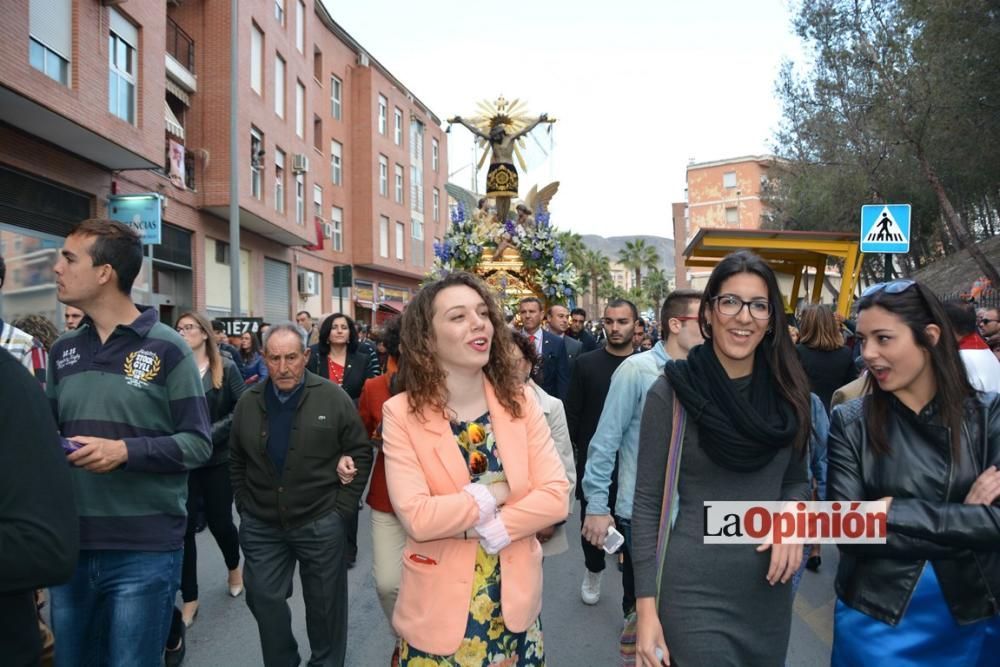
861;279;915;298
176;324;203;333
979;319;997;327
711;295;772;320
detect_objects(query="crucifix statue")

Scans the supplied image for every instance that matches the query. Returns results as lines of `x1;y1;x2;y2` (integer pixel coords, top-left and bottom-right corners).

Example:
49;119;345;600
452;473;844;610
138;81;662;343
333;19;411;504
447;96;556;224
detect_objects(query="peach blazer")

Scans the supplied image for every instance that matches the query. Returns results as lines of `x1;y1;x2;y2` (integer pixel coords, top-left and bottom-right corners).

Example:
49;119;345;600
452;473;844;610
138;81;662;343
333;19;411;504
382;379;571;656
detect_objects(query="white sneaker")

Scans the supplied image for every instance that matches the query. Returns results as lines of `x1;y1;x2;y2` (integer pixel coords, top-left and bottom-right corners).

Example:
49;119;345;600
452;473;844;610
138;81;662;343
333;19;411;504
581;570;602;605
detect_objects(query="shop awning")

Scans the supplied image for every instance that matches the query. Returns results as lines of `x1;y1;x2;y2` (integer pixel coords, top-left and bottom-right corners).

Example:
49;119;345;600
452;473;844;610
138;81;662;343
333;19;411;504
378;300;405;314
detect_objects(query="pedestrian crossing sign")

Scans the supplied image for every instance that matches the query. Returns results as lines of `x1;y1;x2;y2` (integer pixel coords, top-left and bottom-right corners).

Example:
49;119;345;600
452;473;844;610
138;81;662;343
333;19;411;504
860;204;911;253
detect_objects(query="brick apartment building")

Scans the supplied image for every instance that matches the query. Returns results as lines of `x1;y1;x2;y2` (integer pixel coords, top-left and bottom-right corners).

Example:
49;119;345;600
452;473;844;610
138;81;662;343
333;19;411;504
672;155;774;288
671;201;689;287
0;0;448;328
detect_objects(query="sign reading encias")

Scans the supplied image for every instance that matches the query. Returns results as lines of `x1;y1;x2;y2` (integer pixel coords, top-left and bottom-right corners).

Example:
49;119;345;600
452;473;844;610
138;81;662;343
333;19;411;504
108;194;163;245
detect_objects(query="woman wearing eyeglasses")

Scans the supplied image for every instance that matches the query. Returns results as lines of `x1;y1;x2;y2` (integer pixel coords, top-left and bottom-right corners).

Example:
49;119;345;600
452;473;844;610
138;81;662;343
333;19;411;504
631;251;813;667
828;279;1000;666
173;313;246;626
381;272;570;666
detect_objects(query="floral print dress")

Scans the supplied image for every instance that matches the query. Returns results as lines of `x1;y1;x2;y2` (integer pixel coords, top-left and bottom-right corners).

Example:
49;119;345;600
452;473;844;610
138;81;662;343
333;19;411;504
399;413;545;667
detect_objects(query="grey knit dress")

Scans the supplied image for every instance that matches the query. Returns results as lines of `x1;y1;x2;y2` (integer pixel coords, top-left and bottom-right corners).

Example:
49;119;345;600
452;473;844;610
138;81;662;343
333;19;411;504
631;375;810;667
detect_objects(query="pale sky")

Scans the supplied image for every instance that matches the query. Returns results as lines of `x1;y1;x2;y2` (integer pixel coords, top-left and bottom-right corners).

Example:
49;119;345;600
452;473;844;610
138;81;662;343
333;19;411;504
322;0;804;238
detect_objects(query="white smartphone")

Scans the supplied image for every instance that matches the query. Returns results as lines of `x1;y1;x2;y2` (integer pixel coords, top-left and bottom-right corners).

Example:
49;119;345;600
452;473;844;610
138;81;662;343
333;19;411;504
603;526;625;554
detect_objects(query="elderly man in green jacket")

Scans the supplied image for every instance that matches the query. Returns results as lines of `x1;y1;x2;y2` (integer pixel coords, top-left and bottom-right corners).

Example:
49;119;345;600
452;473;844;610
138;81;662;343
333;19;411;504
230;322;372;667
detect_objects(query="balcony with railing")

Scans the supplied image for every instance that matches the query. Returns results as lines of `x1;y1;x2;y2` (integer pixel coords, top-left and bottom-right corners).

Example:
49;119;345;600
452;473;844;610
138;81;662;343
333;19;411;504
166;17;196;92
166;18;194;73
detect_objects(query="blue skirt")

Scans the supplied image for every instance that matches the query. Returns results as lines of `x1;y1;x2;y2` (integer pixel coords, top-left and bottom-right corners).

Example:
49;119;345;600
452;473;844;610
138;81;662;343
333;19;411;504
832;564;1000;666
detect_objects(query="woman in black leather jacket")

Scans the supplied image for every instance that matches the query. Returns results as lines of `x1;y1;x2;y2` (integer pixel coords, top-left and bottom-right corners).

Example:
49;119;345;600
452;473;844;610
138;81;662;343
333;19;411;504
305;313;377;567
306;313;377;402
828;279;1000;666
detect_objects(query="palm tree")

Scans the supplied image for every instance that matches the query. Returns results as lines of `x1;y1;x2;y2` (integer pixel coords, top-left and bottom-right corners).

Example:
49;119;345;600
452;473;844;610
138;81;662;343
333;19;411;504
643;267;671;310
556;230;587;270
617;239;661;290
579;249;611;315
626;286;648;312
599;275;621;306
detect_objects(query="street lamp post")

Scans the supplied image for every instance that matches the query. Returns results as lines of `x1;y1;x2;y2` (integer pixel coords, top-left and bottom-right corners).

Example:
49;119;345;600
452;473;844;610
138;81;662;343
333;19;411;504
229;0;241;317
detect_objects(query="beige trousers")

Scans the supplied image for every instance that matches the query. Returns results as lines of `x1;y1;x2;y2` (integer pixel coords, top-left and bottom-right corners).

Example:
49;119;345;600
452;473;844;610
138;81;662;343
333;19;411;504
370;509;407;628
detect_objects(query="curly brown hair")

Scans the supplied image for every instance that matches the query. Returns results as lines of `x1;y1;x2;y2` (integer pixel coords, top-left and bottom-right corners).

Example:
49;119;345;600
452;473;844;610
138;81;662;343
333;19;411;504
508;329;541;382
399;272;523;421
12;313;59;352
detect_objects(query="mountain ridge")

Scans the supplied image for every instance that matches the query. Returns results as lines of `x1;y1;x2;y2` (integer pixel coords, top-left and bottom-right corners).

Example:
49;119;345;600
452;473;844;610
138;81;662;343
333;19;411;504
579;235;675;272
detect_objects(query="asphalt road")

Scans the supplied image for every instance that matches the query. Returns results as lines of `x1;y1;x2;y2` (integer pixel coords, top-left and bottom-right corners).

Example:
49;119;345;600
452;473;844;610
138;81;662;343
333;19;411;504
181;506;837;666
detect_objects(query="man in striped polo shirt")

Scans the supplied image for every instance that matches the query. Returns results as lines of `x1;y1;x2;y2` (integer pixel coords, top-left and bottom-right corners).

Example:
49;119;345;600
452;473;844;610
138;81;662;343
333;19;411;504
46;219;211;667
0;254;47;383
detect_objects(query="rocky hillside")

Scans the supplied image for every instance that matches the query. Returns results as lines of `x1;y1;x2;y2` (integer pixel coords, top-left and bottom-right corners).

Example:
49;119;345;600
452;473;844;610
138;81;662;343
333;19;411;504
580;235;675;273
909;236;1000;295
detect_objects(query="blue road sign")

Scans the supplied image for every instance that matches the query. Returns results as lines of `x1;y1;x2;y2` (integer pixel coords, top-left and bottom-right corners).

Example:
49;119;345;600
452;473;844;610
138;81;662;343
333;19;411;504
860;204;910;253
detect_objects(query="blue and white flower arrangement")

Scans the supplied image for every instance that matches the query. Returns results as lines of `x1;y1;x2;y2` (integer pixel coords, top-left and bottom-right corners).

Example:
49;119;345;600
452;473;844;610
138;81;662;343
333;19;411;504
429;201;578;302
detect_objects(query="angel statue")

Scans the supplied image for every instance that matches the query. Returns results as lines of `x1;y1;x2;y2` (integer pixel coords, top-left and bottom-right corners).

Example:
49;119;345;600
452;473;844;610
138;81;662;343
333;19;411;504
491;181;560;260
447;96;556;224
471;197;498;239
522;182;559;226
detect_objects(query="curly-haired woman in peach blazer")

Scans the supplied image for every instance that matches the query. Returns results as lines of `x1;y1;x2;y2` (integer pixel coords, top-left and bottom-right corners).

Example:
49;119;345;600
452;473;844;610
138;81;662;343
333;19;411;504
382;272;571;666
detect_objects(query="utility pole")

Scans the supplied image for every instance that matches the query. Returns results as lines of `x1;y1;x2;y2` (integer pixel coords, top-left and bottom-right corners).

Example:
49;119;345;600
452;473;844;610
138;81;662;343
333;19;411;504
228;0;241;316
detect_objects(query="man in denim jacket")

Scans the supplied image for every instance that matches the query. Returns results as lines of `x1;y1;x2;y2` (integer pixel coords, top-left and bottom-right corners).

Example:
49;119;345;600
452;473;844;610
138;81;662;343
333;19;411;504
581;290;702;615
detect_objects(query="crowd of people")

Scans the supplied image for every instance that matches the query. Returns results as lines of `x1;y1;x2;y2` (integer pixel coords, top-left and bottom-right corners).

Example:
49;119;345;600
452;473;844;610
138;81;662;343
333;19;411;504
1;218;999;667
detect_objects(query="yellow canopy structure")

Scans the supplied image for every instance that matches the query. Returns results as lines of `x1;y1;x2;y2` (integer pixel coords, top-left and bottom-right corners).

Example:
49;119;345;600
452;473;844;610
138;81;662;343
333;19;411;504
682;228;863;317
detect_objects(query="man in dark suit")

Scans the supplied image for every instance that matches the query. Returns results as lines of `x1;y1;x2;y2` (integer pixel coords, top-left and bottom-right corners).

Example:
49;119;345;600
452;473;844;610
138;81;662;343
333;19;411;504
632;317;646;353
568;308;599;352
547;304;583;371
518;297;570;399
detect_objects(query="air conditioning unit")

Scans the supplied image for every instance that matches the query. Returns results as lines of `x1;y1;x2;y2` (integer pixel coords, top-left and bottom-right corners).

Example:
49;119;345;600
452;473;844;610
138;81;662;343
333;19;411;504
322;222;334;239
297;271;319;296
357;52;370;67
292;154;309;173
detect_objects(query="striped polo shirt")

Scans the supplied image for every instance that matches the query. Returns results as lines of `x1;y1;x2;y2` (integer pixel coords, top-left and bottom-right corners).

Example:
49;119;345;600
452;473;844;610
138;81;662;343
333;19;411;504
0;319;44;382
46;307;211;551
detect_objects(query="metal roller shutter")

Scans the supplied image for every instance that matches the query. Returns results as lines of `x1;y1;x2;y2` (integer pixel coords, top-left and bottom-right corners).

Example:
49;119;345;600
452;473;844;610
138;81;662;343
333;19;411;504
263;258;291;323
0;166;90;238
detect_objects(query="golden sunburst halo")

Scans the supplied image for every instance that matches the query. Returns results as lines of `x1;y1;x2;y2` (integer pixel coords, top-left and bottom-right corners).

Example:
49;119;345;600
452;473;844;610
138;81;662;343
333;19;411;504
464;96;541;172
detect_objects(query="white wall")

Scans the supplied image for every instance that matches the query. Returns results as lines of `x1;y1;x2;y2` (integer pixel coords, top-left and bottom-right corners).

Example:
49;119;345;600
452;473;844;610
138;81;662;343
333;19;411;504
205;238;250;315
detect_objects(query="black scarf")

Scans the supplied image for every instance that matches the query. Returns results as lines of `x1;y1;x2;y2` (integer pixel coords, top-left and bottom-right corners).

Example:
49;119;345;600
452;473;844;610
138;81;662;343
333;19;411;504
663;341;799;472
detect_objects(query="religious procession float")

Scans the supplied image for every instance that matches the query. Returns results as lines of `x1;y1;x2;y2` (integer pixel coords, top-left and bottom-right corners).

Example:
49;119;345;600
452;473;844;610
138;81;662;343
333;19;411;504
428;97;580;312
